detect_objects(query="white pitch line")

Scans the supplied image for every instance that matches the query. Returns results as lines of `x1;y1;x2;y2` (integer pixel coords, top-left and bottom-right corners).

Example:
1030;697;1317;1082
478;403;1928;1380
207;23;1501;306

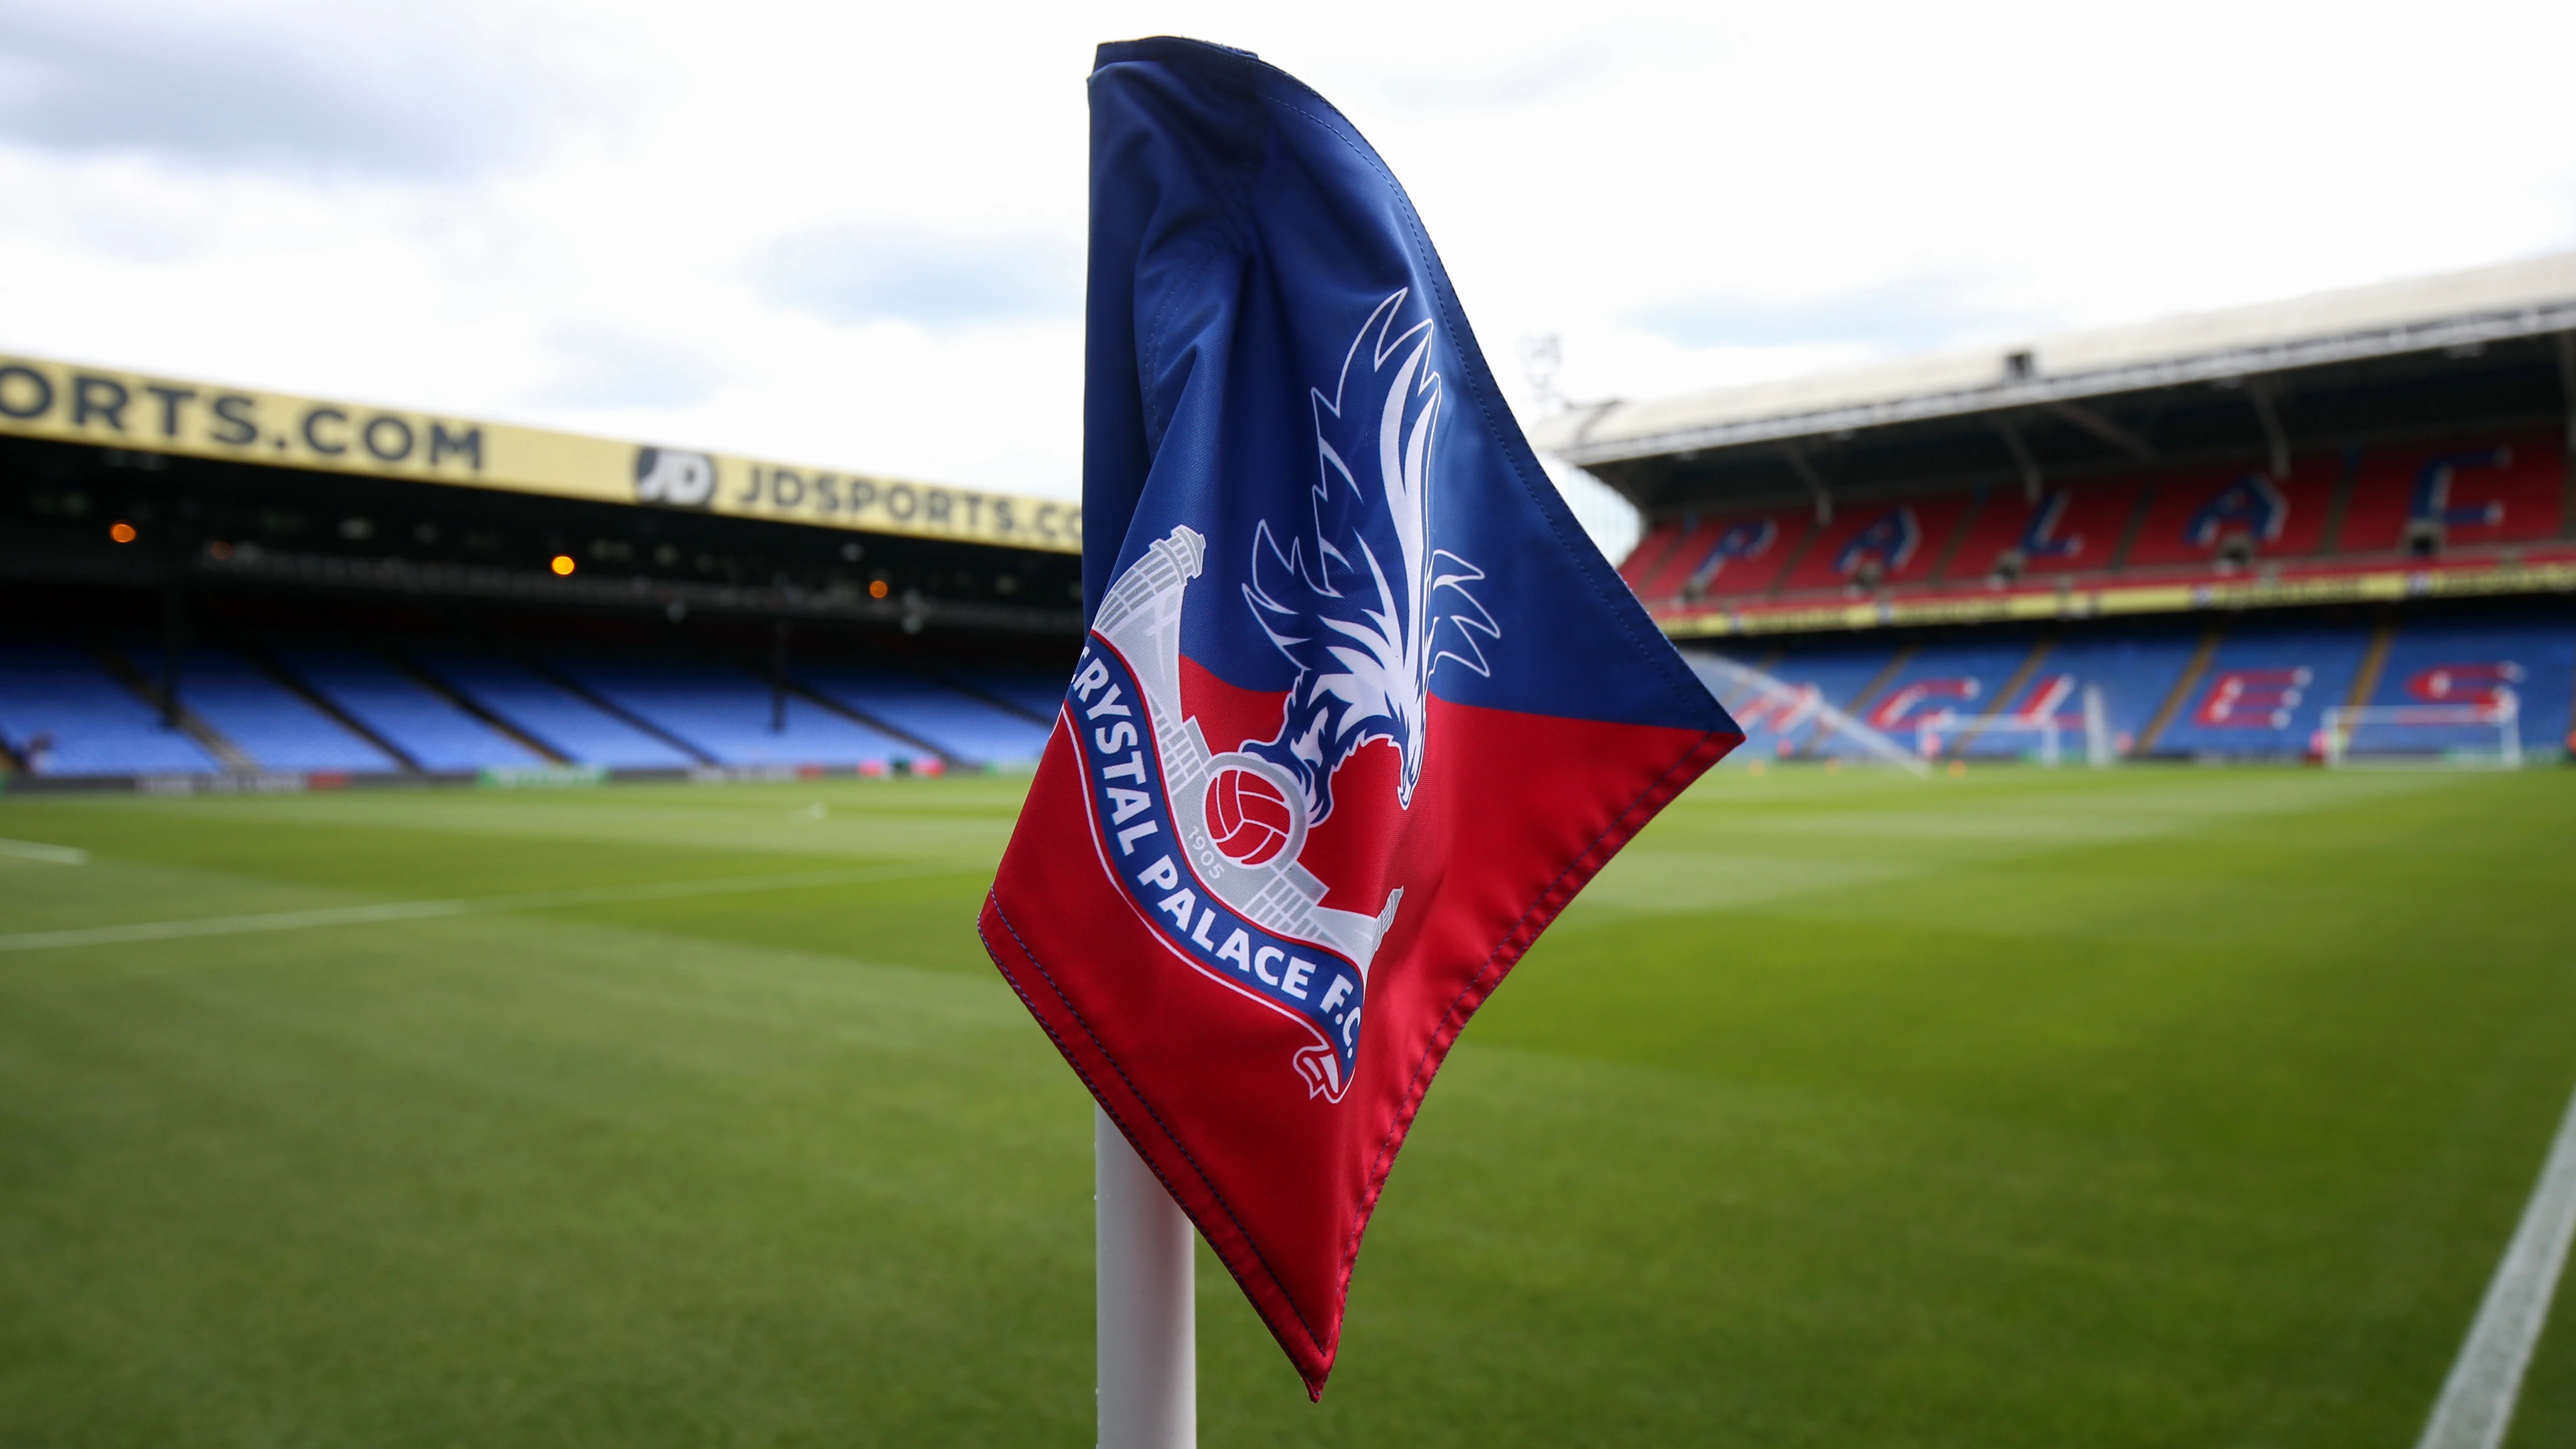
0;836;88;865
0;862;970;954
2414;1076;2576;1449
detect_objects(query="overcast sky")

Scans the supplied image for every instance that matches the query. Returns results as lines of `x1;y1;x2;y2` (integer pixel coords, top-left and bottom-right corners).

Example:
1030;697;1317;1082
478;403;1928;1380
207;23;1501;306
2;0;2571;505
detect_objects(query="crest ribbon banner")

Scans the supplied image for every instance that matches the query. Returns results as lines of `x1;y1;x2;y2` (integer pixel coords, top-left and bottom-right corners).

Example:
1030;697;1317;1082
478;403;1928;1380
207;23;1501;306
980;35;1742;1397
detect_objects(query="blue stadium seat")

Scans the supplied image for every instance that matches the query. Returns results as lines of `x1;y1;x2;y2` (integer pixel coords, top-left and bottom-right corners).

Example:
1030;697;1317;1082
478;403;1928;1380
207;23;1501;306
0;642;222;776
799;666;1050;764
549;658;915;768
2360;617;2576;760
418;656;700;770
2004;629;2204;760
173;647;399;773
2153;625;2370;759
1693;641;1904;760
1827;639;2039;759
938;667;1064;723
276;650;545;772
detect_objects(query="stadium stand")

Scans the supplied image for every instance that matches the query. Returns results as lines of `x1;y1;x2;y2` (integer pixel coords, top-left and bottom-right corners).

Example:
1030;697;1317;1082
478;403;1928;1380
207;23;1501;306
5;608;2561;779
6;257;2568;785
939;667;1066;723
1687;509;1807;600
1685;613;2576;765
2355;615;2576;759
1613;427;2571;622
1823;638;2044;758
2147;624;2372;760
546;658;919;769
796;666;1048;764
274;649;546;772
1619;516;1712;600
2000;628;2207;758
1717;638;1902;758
1547;252;2576;640
1628;509;1810;602
2119;456;2337;572
168;647;399;773
1944;478;2150;585
2340;430;2566;556
1616;519;1687;594
0;642;223;776
1775;495;1974;594
417;655;702;771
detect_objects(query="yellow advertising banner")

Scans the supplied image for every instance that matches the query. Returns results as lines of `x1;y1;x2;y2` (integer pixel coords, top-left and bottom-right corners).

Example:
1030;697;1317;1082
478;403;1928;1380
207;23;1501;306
0;353;1080;553
1659;560;2576;637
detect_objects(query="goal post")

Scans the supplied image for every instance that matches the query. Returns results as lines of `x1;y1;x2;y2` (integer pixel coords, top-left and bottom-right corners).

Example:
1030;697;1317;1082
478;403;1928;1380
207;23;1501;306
2320;689;2522;770
1918;712;2062;765
1916;687;2115;768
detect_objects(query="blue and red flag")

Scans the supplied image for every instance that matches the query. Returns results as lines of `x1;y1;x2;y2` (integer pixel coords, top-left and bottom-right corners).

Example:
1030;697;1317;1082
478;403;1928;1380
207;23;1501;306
980;36;1741;1396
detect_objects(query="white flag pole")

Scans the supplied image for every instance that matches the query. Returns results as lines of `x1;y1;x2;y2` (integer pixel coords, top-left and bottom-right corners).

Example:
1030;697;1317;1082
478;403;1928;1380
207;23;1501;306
1097;1104;1196;1448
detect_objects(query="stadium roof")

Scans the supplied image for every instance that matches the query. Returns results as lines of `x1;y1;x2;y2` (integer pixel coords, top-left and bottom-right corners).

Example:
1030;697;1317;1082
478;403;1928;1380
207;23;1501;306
1536;251;2576;517
0;350;1078;555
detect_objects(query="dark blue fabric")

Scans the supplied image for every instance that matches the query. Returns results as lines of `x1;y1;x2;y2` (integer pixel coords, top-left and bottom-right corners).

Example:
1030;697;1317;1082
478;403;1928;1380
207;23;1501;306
1083;36;1729;734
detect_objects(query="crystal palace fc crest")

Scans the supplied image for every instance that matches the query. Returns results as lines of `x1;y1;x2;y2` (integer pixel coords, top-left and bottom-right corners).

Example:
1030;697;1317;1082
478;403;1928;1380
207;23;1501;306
1067;291;1496;1102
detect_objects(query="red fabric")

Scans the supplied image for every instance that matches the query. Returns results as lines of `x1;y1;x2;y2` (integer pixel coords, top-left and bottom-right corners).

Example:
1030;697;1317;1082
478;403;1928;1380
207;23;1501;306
982;697;1736;1395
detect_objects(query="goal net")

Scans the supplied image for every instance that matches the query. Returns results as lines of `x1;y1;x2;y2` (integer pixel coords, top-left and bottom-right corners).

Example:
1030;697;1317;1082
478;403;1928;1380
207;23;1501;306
1913;685;2117;768
1917;714;2065;765
2319;689;2522;769
1682;654;1930;776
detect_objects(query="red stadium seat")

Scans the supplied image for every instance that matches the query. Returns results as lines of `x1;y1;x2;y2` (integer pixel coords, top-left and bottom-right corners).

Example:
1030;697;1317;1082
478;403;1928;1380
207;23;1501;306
2121;456;2334;571
1619;518;1690;592
2339;430;2565;556
1673;509;1810;600
1630;510;1811;602
1626;517;1721;601
1945;477;2148;583
1775;495;1973;594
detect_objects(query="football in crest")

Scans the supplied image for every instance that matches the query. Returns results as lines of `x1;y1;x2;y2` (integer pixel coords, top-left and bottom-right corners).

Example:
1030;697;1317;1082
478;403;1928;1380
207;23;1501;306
1205;766;1295;866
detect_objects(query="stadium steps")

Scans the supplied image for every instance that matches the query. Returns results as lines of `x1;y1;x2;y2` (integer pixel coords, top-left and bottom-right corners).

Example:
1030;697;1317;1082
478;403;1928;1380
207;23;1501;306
935;669;1066;726
2344;622;2398;712
795;666;1051;764
933;673;1055;727
2135;629;2225;755
1923;488;1988;584
385;656;572;765
2106;484;2153;569
786;684;960;765
531;663;719;766
2317;445;2360;554
253;649;423;773
1800;645;1914;759
1617;519;1689;595
1764;514;1824;598
92;646;257;772
413;656;698;770
1946;636;2054;758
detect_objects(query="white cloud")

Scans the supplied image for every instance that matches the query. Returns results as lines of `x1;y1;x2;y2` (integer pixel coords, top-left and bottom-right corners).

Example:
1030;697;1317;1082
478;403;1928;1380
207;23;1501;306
1;0;2569;502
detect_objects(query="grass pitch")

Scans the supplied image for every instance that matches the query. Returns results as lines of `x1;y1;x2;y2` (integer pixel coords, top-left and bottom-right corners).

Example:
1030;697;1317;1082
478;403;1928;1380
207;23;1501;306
3;765;2574;1447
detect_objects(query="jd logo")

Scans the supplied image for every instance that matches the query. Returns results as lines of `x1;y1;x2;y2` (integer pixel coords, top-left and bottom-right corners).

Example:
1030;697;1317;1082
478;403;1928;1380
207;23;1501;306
634;447;717;508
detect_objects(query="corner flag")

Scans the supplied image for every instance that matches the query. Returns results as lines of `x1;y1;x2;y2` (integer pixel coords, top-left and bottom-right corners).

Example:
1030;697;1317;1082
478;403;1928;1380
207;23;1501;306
980;36;1742;1398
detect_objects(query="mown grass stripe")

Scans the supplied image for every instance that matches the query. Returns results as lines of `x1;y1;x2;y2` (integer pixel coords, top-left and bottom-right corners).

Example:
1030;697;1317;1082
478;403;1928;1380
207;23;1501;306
0;862;972;953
